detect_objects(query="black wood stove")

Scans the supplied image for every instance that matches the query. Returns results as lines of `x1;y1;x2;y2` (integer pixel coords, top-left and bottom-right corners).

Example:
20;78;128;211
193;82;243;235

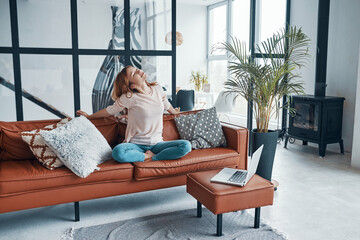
283;0;345;157
284;95;345;157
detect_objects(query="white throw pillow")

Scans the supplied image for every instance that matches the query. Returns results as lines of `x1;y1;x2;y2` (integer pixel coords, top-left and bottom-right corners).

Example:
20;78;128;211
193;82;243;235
40;116;112;178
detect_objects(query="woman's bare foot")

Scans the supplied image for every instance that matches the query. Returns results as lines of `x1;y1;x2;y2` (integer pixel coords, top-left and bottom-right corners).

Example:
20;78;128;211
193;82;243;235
144;150;155;161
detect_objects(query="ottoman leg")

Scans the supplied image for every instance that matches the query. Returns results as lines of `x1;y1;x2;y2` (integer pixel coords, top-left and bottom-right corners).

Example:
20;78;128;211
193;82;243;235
254;207;260;228
197;201;202;218
217;214;223;236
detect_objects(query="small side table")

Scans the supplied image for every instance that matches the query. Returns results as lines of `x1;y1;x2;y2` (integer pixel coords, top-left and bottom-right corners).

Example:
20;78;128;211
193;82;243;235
186;169;274;236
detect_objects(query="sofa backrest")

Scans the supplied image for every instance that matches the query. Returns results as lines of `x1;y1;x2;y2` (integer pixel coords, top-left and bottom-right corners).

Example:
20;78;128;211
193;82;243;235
162;111;199;141
0;117;118;161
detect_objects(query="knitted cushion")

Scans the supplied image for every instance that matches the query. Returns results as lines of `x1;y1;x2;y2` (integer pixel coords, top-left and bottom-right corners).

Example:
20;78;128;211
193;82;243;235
20;118;70;170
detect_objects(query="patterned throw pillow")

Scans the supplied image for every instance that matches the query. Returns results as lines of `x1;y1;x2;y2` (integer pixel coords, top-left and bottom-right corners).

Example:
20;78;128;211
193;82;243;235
40;116;112;178
20;118;70;170
174;107;227;149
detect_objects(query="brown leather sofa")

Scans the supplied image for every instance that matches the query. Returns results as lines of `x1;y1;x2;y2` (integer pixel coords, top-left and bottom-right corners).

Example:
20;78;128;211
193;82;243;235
0;111;248;218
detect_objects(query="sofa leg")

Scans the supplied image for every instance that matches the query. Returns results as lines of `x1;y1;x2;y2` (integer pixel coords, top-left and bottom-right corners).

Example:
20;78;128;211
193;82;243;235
216;214;223;236
197;201;202;218
254;207;260;228
74;201;80;222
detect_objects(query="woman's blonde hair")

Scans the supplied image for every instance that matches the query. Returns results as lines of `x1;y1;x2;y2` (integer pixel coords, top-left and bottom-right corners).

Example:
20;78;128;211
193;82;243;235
111;65;157;101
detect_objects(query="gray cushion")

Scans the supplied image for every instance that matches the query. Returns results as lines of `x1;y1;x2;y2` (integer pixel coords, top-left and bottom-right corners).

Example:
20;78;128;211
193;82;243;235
174;107;227;149
40;116;112;178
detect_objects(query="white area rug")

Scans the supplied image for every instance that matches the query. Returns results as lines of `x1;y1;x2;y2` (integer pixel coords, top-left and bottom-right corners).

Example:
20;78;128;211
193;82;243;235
62;208;287;240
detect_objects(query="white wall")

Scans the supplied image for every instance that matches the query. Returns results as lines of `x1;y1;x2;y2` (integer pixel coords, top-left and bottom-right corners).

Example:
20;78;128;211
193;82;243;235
327;0;360;153
351;45;360;169
176;3;207;90
290;0;318;95
291;0;360;154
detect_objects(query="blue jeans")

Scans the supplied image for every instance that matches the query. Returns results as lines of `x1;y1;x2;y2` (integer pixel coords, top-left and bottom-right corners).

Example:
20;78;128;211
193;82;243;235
112;140;192;163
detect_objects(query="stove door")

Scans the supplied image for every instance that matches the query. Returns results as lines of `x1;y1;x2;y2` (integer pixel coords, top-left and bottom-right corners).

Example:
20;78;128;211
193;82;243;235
288;99;321;140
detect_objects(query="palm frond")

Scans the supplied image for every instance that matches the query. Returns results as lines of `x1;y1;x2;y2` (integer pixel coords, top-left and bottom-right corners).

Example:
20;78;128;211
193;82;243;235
212;26;311;132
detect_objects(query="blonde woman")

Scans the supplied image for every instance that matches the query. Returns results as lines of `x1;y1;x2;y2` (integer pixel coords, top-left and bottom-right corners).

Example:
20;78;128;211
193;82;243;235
77;66;191;162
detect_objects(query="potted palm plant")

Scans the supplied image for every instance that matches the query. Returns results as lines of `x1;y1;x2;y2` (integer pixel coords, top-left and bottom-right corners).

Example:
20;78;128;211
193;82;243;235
213;26;311;181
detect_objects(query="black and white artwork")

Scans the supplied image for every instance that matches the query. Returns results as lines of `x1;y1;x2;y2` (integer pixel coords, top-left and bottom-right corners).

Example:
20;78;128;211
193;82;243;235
92;6;157;113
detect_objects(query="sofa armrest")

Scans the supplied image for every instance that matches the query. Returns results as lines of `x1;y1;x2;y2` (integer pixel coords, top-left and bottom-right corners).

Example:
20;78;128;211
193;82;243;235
222;123;249;170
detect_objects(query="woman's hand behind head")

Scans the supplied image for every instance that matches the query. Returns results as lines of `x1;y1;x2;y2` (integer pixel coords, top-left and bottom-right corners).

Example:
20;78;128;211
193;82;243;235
130;83;144;94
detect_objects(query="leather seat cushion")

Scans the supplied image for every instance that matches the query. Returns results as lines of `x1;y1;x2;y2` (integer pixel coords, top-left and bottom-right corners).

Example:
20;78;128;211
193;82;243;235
0;159;133;196
133;148;239;180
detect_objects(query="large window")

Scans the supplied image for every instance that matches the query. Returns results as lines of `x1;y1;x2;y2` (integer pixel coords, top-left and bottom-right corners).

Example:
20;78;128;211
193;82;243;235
207;0;288;127
0;0;176;121
207;2;228;95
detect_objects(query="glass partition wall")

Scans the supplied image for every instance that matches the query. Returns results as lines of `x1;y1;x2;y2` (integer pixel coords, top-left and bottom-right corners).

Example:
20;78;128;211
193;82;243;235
0;0;176;121
1;0;289;125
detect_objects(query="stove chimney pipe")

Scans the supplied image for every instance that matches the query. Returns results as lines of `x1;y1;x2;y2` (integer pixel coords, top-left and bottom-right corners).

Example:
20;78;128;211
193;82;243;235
314;0;331;97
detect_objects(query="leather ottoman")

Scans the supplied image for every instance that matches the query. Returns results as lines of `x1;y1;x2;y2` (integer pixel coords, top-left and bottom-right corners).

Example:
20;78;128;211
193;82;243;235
186;169;274;236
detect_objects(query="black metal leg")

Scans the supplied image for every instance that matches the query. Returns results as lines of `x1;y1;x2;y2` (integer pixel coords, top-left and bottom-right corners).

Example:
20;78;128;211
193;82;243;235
217;214;223;236
197;201;202;218
319;143;327;157
74;201;80;222
254;207;260;228
339;139;344;154
303;141;308;145
284;135;289;148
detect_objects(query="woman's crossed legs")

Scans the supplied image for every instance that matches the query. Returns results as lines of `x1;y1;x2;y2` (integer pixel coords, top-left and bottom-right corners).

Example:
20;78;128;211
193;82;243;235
112;140;192;163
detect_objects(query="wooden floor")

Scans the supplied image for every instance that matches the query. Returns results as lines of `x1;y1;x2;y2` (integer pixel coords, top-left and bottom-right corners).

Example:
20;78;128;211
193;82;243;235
1;141;359;240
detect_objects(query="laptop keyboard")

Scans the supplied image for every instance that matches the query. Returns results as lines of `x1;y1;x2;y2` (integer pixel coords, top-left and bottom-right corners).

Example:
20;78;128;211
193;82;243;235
228;171;247;183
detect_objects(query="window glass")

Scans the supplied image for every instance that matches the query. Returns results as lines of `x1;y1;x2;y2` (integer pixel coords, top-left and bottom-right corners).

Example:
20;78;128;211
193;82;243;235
233;95;248;116
0;0;11;47
232;0;250;49
209;4;227;56
79;55;125;114
133;55;172;96
131;0;171;50
256;0;286;47
0;54;16;121
17;0;72;48
78;0;125;50
208;60;227;93
20;54;73;120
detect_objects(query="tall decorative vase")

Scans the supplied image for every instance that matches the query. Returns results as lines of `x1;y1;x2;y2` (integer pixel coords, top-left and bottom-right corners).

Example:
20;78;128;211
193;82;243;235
251;129;278;181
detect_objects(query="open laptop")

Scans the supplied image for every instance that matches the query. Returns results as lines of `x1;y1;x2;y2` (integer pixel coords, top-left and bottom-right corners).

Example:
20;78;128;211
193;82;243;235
211;145;264;187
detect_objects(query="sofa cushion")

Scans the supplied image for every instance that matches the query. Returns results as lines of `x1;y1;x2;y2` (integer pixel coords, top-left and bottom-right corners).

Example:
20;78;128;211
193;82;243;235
174;107;227;149
133;148;239;180
41;116;113;178
0;159;133;196
0;117;118;161
20;118;70;170
0;119;60;161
